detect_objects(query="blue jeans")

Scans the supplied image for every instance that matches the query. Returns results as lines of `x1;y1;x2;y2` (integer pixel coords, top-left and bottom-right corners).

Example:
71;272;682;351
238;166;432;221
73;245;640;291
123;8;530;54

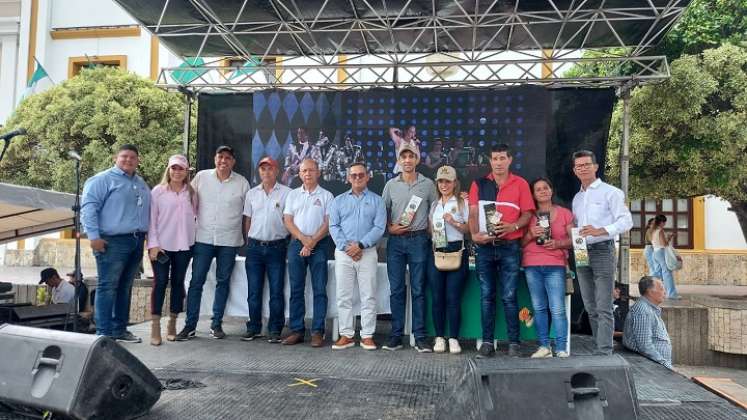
652;248;678;299
387;233;429;340
184;242;237;330
644;245;656;276
475;240;521;343
245;240;287;334
524;266;568;351
151;249;192;315
429;241;468;338
93;233;145;337
287;237;330;334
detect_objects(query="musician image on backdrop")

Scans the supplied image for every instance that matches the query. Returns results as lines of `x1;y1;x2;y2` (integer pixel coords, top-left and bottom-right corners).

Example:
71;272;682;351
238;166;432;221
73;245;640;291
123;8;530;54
282;127;321;186
390;125;421;174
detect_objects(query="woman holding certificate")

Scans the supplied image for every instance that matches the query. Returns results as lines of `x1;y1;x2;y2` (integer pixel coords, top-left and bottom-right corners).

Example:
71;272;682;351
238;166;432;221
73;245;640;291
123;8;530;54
521;177;573;358
428;166;470;354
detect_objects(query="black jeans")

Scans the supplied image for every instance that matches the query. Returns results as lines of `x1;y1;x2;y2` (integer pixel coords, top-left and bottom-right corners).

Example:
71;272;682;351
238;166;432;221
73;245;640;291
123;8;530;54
151;249;192;315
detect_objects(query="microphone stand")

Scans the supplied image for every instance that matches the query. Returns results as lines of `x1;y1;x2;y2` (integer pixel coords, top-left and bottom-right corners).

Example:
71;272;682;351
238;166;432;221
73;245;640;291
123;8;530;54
72;156;82;332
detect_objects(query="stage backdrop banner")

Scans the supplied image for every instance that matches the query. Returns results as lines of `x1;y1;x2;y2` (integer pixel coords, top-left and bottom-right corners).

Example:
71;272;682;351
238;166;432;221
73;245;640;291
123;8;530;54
197;87;615;204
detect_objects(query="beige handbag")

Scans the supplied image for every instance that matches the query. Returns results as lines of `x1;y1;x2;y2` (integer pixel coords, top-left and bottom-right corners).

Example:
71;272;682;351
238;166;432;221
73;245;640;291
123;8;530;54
433;241;464;271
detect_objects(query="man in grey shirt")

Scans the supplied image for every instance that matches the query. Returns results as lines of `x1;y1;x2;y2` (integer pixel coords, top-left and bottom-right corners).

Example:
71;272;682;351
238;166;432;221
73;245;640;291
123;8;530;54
381;143;438;353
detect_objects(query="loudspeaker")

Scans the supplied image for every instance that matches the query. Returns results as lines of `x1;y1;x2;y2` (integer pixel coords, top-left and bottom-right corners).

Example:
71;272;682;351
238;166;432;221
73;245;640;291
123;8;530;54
0;324;161;420
437;355;639;420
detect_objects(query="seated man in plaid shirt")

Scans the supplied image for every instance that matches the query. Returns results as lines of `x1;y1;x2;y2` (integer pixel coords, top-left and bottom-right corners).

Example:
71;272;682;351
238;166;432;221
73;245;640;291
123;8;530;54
623;276;673;369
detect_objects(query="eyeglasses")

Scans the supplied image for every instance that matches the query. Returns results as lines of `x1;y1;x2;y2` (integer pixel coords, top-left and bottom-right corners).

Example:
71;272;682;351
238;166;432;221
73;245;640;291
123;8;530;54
574;162;595;170
349;172;367;179
170;166;186;171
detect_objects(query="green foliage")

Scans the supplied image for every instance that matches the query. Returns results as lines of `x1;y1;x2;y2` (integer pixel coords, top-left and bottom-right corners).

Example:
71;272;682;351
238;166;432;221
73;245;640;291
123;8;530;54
606;44;747;203
654;0;747;60
0;67;192;192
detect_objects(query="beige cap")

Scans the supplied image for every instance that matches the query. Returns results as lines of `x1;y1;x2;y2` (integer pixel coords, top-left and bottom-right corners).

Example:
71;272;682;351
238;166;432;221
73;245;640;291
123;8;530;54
398;142;420;158
435;165;457;181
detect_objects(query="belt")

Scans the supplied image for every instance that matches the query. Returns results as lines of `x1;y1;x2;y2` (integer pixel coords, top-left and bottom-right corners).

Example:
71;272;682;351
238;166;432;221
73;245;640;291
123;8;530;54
393;229;427;238
104;232;146;238
248;237;288;247
487;238;519;247
587;239;614;249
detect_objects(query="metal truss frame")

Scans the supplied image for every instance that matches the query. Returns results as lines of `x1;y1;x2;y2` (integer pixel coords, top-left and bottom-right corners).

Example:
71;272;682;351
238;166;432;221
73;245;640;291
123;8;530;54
156;54;670;91
120;0;692;91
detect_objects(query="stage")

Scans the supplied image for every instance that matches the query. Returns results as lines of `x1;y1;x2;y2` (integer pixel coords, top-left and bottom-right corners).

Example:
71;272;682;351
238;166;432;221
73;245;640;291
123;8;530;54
3;317;743;420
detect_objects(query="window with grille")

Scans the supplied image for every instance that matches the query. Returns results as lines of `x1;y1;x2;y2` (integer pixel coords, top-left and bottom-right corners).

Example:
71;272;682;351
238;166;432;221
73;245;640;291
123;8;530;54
629;198;693;249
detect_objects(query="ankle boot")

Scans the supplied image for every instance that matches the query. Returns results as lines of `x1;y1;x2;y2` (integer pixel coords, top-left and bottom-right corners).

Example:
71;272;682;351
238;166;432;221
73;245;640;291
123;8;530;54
166;313;178;341
150;315;162;346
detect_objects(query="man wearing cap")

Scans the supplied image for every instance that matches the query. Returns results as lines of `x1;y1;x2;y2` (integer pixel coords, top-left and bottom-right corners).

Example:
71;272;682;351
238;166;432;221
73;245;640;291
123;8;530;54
468;143;535;358
81;144;150;343
328;162;387;350
178;145;250;340
381;143;438;353
282;158;334;347
241;156;291;343
39;268;75;304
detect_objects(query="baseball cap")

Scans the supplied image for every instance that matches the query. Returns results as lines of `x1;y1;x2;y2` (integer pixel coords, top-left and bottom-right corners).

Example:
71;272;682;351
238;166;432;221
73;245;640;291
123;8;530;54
435;165;457;182
39;267;59;284
215;145;235;157
398;142;419;158
168;154;189;169
258;156;278;169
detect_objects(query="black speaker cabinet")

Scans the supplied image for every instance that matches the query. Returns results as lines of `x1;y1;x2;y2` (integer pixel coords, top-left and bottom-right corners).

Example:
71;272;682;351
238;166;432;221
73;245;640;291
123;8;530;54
0;324;161;419
437;355;639;420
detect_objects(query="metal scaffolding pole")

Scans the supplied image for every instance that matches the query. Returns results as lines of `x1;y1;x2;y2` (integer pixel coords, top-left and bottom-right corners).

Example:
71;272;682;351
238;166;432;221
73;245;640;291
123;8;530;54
180;88;193;156
618;85;632;287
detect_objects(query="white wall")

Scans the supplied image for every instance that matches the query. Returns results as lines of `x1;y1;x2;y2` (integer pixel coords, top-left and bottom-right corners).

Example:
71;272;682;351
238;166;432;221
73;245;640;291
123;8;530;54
705;195;747;249
50;0;135;29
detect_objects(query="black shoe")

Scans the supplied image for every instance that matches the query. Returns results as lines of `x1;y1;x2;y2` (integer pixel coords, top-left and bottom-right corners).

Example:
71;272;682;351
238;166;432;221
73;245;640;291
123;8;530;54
240;330;262;341
414;339;433;353
210;325;226;339
176;327;196;341
115;331;142;343
476;343;495;358
382;336;403;351
267;332;282;343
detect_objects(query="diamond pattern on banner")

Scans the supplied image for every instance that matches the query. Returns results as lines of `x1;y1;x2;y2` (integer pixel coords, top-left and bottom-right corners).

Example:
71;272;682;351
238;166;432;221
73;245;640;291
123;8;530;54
251;131;265;164
282;92;299;121
264;132;282;160
267;91;282;122
300;92;315;123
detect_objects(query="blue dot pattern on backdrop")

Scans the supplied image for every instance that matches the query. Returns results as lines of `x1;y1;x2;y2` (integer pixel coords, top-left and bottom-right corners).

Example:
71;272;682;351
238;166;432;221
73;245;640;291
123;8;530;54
251;89;533;174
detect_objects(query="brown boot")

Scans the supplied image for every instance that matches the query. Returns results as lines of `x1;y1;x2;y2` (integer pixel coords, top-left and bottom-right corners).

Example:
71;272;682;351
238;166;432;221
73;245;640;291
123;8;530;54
150;315;162;346
166;313;178;341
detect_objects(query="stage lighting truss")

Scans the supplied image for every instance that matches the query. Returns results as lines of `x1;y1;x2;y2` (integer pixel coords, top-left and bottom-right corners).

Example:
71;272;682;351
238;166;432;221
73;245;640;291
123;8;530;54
125;0;691;91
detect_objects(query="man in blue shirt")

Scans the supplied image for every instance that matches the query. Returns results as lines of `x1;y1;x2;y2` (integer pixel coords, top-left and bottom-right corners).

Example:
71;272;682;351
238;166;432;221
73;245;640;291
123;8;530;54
328;162;386;350
81;144;150;342
623;276;673;369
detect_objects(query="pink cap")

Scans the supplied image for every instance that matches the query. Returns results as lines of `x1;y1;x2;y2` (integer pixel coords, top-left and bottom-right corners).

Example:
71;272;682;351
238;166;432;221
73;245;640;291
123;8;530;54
168;154;189;169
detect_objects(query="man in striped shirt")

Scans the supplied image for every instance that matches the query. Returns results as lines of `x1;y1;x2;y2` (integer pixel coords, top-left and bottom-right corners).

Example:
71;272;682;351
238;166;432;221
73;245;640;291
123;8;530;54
623;276;672;369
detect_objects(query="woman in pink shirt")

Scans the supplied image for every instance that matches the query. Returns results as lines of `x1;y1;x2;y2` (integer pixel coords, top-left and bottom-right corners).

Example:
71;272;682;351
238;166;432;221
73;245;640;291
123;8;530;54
147;155;197;345
521;178;573;358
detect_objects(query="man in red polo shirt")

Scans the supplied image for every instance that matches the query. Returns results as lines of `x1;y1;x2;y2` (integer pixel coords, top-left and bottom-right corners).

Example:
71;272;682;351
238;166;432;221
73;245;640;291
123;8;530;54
468;143;534;358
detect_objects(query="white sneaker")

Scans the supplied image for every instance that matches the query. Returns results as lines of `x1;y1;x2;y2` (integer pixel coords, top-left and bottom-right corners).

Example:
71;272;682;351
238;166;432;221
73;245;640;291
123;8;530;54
433;337;446;353
448;338;462;354
556;351;570;358
530;346;553;358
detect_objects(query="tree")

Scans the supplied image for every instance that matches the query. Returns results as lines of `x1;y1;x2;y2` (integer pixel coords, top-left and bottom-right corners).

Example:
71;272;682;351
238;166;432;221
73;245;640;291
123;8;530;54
606;44;747;239
0;66;192;192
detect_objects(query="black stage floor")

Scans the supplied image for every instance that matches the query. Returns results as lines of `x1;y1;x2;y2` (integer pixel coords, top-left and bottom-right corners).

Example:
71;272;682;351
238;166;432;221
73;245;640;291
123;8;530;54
2;318;746;419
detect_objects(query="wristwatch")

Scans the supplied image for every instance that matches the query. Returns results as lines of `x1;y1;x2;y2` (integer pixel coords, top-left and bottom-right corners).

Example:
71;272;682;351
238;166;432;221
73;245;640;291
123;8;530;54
357;241;365;249
513;224;519;231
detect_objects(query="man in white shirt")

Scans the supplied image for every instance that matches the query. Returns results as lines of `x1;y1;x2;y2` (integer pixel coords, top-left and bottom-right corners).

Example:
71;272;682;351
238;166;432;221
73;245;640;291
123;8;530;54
178;145;250;341
241;156;291;343
571;150;633;355
39;268;75;304
282;159;334;347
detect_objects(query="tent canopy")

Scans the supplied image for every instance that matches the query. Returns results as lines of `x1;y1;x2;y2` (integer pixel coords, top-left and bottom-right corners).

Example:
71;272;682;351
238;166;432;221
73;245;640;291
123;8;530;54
0;184;75;244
